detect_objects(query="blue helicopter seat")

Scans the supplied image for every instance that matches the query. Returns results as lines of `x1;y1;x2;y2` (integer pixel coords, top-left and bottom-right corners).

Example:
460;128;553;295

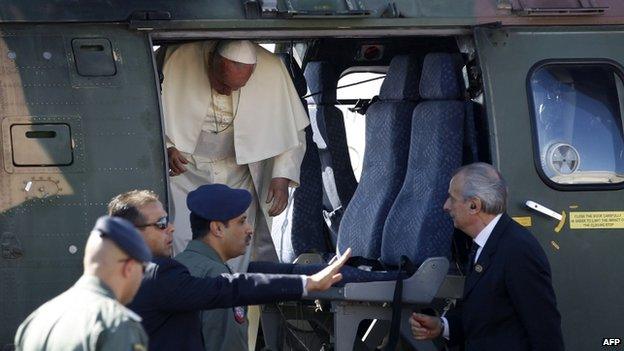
304;61;358;209
337;54;421;261
261;53;466;286
275;54;328;263
304;61;359;248
380;52;466;267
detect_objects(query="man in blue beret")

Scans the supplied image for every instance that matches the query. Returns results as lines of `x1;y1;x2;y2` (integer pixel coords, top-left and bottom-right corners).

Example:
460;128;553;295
108;189;351;351
176;184;256;351
15;216;151;351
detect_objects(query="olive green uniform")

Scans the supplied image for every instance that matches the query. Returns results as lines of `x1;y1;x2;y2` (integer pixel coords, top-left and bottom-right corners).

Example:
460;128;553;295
175;240;248;351
14;275;148;351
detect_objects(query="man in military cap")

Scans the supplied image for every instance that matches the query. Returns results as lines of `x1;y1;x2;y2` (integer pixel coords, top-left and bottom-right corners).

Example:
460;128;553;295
175;184;257;351
14;216;151;351
107;189;351;351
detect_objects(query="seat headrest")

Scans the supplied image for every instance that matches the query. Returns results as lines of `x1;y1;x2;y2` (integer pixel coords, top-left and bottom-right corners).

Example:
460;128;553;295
277;53;307;98
303;61;338;104
419;53;464;100
378;55;421;101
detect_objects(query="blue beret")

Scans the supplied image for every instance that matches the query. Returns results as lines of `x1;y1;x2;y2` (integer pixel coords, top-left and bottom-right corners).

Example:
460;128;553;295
187;184;252;221
92;216;152;263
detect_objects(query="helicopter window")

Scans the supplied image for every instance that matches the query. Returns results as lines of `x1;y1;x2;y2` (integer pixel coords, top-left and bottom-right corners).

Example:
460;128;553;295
259;43;276;52
337;72;385;180
529;63;624;187
336;72;385;101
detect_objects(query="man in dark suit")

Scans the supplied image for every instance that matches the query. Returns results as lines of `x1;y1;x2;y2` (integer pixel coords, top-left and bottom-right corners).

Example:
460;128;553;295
107;189;350;351
409;163;564;351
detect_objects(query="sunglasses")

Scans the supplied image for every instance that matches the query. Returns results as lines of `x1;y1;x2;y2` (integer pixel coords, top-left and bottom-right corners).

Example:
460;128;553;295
136;216;169;230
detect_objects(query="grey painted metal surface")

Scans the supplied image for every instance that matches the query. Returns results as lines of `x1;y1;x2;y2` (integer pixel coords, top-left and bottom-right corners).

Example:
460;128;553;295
331;302;438;351
305;257;451;304
1;0;624;27
475;25;624;351
0;24;165;345
0;2;623;349
302;258;455;350
435;275;465;299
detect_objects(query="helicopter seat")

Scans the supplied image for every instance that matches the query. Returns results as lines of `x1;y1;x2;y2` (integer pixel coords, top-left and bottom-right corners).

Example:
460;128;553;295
380;52;465;267
305;61;358;209
283;54;464;284
337;54;421;261
303;61;359;249
273;53;327;263
272;55;464;351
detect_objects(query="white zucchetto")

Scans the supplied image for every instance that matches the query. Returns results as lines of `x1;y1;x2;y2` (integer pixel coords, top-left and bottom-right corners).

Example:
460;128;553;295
216;40;257;65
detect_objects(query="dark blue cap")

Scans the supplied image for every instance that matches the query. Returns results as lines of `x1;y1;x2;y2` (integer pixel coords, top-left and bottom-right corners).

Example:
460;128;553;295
92;216;152;263
187;184;252;221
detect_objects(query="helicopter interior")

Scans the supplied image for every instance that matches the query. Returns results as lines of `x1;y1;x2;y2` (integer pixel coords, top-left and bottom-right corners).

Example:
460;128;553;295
153;35;491;350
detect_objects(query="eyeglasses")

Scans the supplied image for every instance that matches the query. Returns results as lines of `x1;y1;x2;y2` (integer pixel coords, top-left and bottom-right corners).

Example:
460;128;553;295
118;258;149;273
136;216;168;230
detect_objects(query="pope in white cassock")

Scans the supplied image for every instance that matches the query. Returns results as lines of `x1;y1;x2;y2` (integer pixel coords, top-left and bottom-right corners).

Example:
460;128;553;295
162;40;309;272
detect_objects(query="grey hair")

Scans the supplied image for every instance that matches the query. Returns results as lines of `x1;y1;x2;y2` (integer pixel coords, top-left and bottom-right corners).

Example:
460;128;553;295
453;162;507;215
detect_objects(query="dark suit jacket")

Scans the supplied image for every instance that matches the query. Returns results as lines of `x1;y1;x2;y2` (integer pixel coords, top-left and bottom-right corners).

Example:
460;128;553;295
128;257;304;351
447;214;564;351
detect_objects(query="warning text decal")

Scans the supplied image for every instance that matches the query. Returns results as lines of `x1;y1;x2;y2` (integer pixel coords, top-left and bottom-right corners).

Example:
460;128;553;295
569;211;624;229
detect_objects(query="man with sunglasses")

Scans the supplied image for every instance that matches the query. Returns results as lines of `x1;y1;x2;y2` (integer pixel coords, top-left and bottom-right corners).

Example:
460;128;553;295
107;190;351;351
15;216;151;351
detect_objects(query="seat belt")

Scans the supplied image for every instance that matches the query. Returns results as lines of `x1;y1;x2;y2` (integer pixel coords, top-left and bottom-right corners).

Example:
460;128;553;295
344;256;386;271
384;255;415;351
309;108;345;247
337;254;415;350
463;101;479;164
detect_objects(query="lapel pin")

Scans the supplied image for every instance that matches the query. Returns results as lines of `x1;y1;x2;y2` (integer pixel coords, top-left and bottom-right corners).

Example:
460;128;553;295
474;264;483;273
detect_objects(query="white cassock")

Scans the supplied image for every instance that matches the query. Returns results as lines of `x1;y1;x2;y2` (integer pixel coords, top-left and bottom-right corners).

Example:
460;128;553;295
162;41;309;272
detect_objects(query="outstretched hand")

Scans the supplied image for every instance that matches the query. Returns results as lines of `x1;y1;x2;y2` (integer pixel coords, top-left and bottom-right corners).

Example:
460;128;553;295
410;313;443;340
305;248;352;293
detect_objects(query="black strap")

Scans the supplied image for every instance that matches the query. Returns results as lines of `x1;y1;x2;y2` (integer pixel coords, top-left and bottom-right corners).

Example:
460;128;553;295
310;107;344;246
463;101;479;164
312;110;343;213
344;256;386;271
322;206;344;247
347;95;379;115
154;46;167;86
384;255;415;351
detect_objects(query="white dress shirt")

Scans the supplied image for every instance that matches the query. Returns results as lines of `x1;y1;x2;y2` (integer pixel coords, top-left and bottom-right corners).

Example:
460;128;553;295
472;213;502;263
441;213;503;339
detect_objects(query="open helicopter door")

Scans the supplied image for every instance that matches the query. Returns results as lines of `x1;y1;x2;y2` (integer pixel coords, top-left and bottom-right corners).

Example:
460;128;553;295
0;24;166;346
474;26;624;351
